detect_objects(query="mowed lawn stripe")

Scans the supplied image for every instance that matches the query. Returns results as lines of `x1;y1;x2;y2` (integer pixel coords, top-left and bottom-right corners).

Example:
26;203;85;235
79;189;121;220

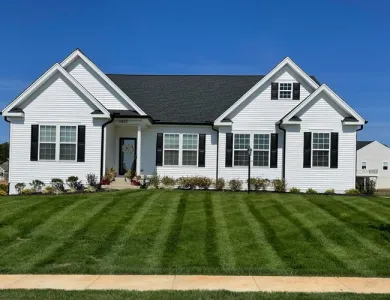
203;192;220;268
337;197;390;223
211;192;236;271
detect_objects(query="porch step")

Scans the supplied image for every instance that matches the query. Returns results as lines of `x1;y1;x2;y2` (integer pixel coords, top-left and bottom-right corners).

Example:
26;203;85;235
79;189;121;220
103;177;140;190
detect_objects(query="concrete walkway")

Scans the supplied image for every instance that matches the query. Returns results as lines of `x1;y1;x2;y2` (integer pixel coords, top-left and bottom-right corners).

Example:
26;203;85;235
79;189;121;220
0;275;389;294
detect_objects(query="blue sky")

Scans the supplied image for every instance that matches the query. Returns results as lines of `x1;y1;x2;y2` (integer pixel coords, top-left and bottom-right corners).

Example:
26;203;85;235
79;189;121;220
0;0;389;143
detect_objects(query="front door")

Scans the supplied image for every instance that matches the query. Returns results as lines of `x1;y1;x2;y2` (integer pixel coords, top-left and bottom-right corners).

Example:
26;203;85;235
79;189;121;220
119;138;137;175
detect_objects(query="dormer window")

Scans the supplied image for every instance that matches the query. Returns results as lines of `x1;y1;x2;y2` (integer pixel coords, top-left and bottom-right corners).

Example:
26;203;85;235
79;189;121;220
279;83;292;99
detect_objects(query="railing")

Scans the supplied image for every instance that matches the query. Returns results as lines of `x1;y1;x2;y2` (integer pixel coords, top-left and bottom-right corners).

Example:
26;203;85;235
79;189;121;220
357;169;378;175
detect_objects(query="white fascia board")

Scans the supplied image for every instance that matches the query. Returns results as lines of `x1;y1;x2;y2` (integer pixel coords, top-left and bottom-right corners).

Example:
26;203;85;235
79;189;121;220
214;57;320;125
61;49;146;116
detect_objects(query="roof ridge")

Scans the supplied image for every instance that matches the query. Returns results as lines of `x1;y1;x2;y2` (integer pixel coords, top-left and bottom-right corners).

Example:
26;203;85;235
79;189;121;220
106;74;266;77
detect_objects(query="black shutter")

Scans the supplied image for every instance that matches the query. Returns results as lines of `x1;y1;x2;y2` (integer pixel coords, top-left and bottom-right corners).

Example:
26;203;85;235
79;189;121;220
225;133;233;167
77;125;86;162
198;134;206;167
293;83;300;100
330;132;339;168
303;132;312;168
271;82;279;100
30;125;39;161
270;133;278;168
156;133;163;166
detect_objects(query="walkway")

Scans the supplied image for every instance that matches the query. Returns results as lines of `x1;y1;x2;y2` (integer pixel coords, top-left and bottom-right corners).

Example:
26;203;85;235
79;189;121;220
0;275;389;294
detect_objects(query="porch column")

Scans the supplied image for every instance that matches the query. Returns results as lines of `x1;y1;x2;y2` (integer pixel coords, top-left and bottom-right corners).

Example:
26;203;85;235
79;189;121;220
136;124;141;175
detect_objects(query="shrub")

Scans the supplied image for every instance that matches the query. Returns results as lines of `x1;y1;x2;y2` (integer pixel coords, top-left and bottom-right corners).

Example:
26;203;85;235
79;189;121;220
51;178;64;192
66;176;83;190
108;167;117;180
197;177;212;190
149;174;160;188
42;186;54;194
15;183;26;195
306;188;318;194
85;186;97;193
254;178;269;191
228;179;242;191
21;188;33;195
161;176;175;187
29;179;45;193
125;169;135;181
86;173;99;188
345;188;360;195
0;189;7;196
214;178;225;191
324;188;335;195
177;177;197;189
0;184;8;193
289;187;300;193
365;180;376;195
273;179;287;192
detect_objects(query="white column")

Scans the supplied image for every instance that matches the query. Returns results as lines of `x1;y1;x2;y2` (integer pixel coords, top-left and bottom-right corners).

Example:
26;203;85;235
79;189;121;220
136;124;142;175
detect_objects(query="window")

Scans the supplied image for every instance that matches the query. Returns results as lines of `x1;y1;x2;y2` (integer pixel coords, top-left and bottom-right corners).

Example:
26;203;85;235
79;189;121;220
60;126;77;160
164;134;180;165
39;125;56;160
312;133;330;167
182;134;198;166
253;134;270;166
362;161;367;170
234;134;250;166
279;83;292;99
383;162;388;170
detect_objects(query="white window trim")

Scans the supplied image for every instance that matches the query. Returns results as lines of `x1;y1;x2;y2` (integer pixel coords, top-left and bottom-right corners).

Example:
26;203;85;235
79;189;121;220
311;132;330;168
233;133;271;168
162;133;199;167
362;161;367;170
278;81;293;100
38;124;78;162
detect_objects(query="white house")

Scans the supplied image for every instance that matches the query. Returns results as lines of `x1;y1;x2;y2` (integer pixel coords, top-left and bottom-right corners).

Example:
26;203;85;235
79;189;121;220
0;161;8;181
356;141;390;190
1;49;366;195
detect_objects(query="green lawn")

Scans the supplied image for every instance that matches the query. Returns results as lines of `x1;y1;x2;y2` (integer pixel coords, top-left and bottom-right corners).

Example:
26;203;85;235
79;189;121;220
0;291;389;300
0;190;389;276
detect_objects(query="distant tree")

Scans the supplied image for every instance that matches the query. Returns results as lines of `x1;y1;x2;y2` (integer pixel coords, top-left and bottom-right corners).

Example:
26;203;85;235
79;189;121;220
0;142;9;164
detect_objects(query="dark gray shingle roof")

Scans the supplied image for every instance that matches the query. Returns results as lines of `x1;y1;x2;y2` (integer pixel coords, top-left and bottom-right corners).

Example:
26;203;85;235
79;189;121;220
107;74;320;124
357;141;373;150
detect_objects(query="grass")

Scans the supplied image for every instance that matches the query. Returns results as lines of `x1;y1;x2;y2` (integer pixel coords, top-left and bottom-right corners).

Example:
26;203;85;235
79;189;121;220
0;291;388;300
0;190;389;276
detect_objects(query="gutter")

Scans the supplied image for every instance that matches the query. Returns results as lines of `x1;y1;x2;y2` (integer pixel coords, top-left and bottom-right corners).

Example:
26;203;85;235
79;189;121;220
211;122;219;182
355;123;365;189
4;116;10;195
277;122;287;180
100;114;116;180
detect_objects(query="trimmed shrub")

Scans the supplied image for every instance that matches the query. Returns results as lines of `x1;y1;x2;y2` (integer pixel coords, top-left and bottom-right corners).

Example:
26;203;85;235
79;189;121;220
345;188;360;195
15;183;26;195
85;186;97;193
306;188;318;194
289;187;300;193
161;176;175;187
42;186;54;194
66;176;83;191
255;178;269;191
86;173;99;188
0;184;8;193
324;188;335;195
214;178;225;191
51;178;64;192
177;177;197;189
365;180;376;195
197;177;212;190
21;188;33;195
29;179;45;193
149;174;160;189
229;179;242;191
273;179;287;192
0;189;7;196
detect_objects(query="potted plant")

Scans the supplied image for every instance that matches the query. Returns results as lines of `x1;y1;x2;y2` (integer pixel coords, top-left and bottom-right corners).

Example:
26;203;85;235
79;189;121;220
102;173;111;185
132;174;141;186
108;167;116;181
125;169;136;182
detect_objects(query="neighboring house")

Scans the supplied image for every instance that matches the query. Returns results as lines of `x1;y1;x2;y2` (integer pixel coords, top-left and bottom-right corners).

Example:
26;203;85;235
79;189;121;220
1;49;366;195
356;141;390;190
0;161;8;181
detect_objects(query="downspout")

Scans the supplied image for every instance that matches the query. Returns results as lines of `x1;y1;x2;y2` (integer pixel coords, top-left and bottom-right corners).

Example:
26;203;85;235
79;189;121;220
356;123;365;189
211;123;219;182
100;114;115;181
277;122;287;180
4;116;10;195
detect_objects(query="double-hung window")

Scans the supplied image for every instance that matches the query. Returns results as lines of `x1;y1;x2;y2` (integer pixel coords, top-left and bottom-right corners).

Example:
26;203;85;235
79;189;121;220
59;126;77;160
163;134;180;165
39;125;56;160
312;133;330;167
253;134;270;166
279;83;292;99
182;134;198;166
234;134;250;166
383;162;388;170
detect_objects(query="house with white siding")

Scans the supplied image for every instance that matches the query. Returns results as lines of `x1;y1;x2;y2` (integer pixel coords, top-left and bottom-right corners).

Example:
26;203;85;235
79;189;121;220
1;49;366;194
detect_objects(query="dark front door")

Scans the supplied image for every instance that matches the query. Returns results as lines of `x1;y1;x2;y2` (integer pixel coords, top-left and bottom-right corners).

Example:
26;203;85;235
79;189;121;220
119;138;137;175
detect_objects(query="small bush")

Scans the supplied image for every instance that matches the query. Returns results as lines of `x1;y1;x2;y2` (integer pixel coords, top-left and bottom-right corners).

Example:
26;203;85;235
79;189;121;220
229;179;242;191
51;178;64;192
0;189;7;196
29;179;45;193
161;176;175;187
273;179;287;192
0;184;8;193
108;167;117;181
21;188;33;195
125;169;135;181
86;173;99;188
253;178;269;191
306;188;318;194
85;186;97;193
365;180;376;195
66;176;83;190
324;188;335;195
345;188;360;195
197;177;212;190
289;187;300;193
15;183;26;195
42;186;54;194
149;174;160;188
214;178;225;191
177;177;197;189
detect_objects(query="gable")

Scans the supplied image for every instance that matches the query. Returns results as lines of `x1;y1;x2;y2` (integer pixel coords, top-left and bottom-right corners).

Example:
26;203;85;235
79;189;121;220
358;141;390;154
